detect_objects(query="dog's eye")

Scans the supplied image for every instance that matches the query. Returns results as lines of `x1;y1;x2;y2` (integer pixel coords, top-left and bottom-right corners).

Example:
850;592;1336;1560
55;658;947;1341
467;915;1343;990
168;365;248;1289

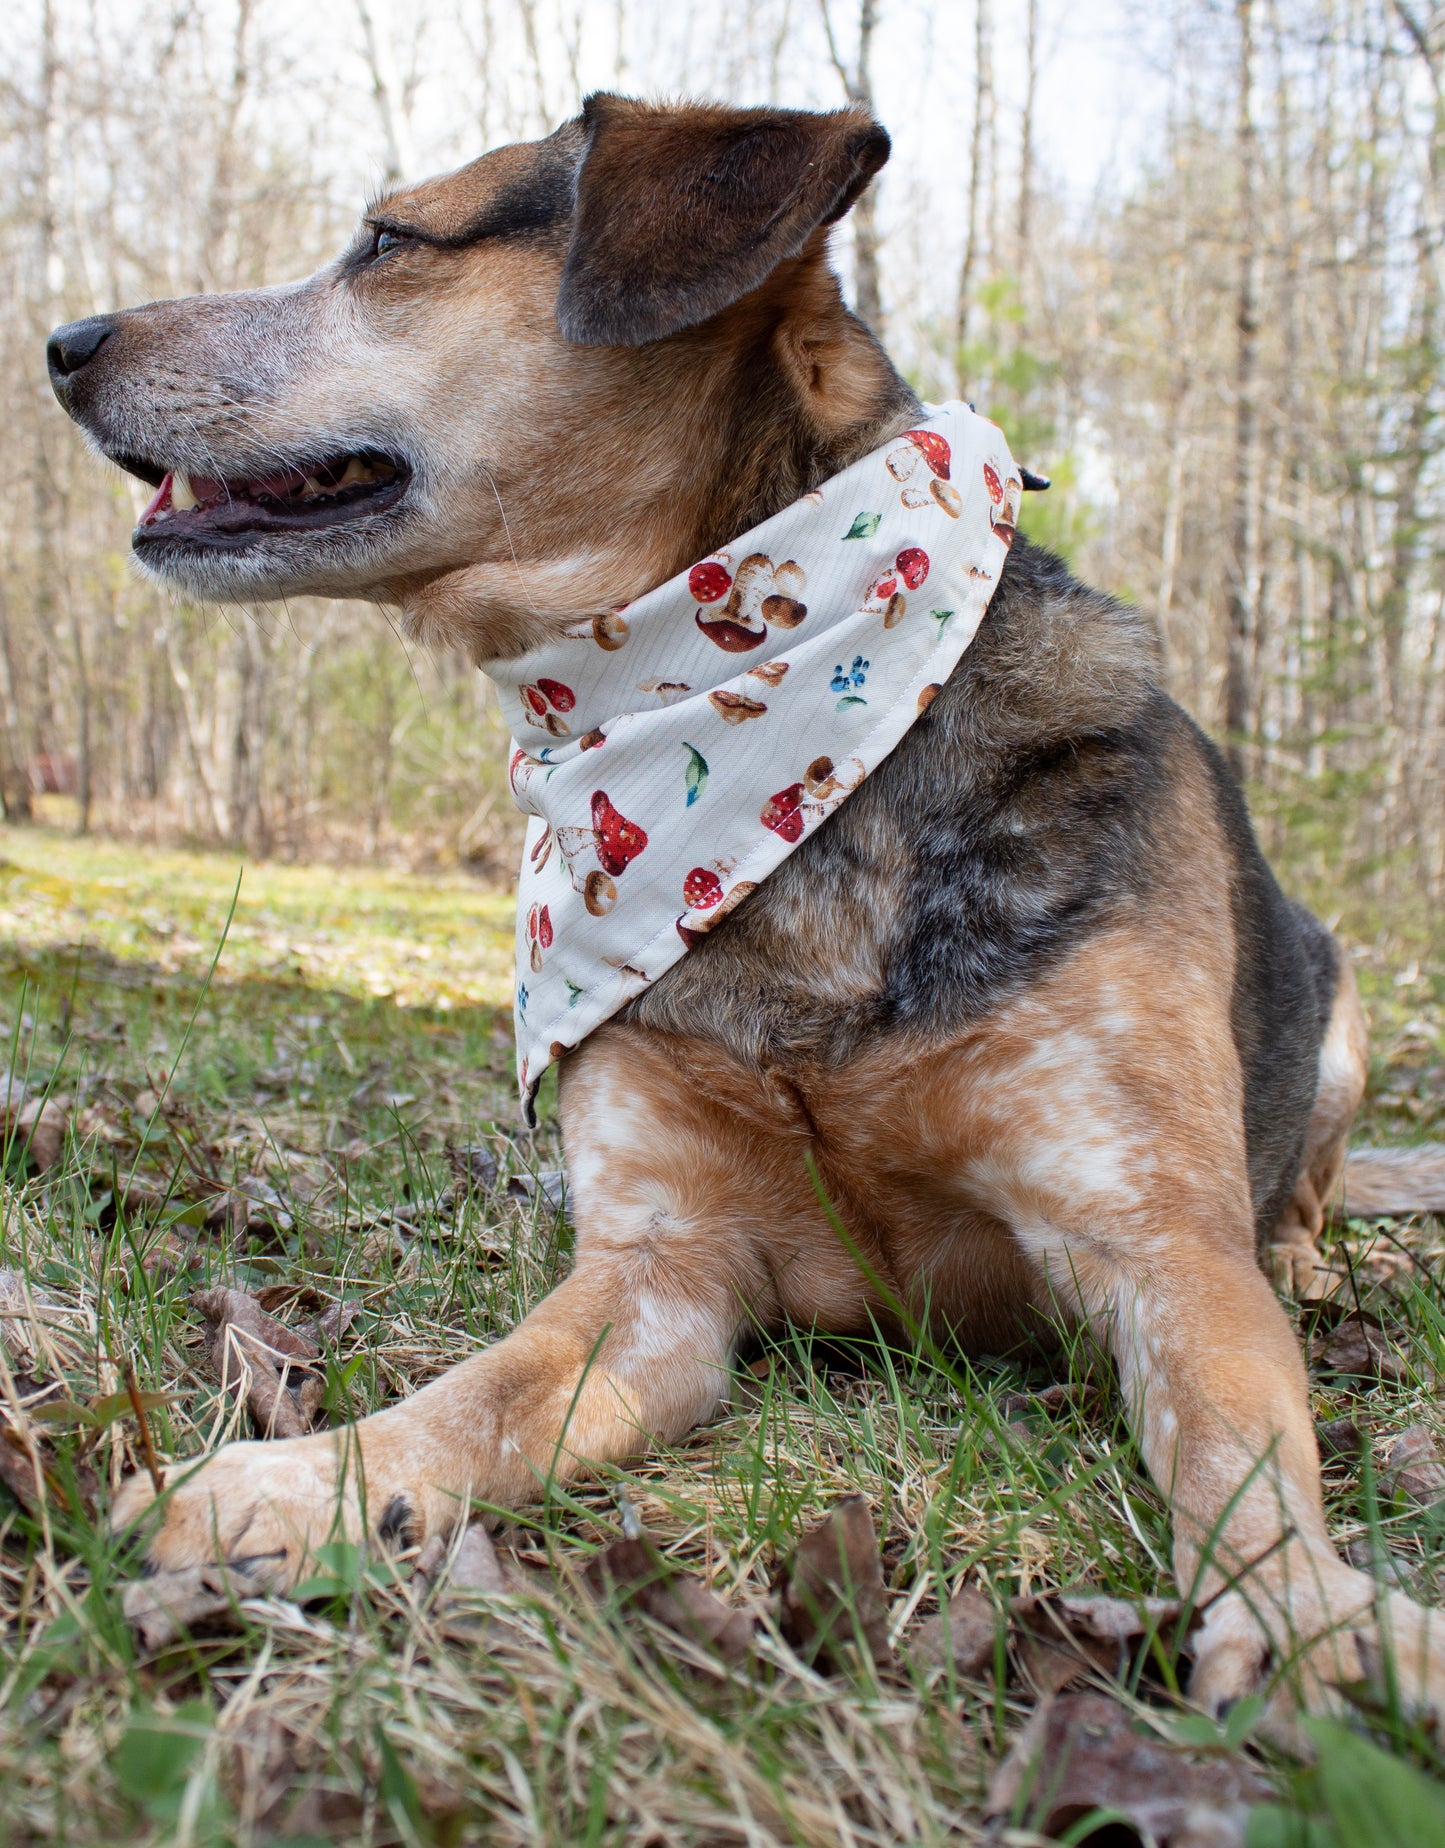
372;228;406;260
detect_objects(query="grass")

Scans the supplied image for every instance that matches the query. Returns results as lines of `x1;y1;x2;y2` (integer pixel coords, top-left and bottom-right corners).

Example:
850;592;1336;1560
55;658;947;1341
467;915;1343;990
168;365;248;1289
0;824;1443;1844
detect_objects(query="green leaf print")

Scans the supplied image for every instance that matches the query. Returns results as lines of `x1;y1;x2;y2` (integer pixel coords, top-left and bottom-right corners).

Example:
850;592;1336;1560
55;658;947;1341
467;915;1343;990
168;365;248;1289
682;742;709;807
930;608;955;635
842;511;882;540
565;979;583;1007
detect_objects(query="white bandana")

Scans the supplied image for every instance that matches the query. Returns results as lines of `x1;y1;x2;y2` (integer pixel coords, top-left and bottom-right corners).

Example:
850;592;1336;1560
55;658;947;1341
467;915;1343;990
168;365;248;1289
483;401;1022;1110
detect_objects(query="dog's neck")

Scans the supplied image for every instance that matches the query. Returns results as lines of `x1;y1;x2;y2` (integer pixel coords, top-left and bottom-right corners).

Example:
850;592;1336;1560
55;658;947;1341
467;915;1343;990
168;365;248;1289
398;242;921;663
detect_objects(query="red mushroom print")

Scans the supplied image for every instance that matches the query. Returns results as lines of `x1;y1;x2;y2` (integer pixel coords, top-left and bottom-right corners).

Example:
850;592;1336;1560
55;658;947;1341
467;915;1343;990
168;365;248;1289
678;877;758;943
688;560;733;603
761;783;806;843
903;429;951;479
683;867;724;910
590;791;648;875
522;685;548;717
536;678;575;712
982;462;1004;505
526;902;550;972
896;547;930;590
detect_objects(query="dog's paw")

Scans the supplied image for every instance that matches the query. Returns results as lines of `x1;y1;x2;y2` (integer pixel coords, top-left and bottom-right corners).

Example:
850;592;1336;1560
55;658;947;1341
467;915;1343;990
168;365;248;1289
1190;1559;1445;1727
112;1425;437;1589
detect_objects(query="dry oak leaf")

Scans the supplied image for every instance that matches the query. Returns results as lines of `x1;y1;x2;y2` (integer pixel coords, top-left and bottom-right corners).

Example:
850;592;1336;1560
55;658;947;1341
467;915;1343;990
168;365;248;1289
192;1286;325;1440
778;1493;895;1671
906;1580;998;1678
986;1692;1268;1847
416;1521;515;1596
1011;1590;1195;1698
17;1095;69;1172
1383;1424;1445;1505
123;1555;288;1651
1309;1308;1411;1383
588;1533;755;1668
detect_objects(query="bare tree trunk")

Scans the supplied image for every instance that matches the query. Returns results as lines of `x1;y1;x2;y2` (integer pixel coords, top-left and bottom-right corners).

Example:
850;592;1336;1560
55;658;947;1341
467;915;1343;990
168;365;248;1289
955;0;993;351
355;0;415;183
820;0;883;335
0;579;32;823
1224;0;1262;782
1016;0;1038;300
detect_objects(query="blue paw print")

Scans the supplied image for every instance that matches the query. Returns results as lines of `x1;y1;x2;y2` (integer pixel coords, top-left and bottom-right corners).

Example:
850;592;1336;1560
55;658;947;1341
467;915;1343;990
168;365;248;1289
832;655;870;710
517;983;529;1018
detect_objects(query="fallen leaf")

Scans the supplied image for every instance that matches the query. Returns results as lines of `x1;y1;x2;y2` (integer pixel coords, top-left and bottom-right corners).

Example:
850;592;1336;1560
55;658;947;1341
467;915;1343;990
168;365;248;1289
1383;1424;1445;1504
906;1580;998;1677
1010;1590;1193;1697
0;1422;97;1518
1316;1415;1365;1461
123;1554;287;1650
589;1534;755;1668
17;1095;69;1172
1309;1309;1410;1383
447;1144;500;1193
999;1381;1097;1425
416;1522;513;1595
192;1287;324;1439
778;1494;894;1671
986;1692;1267;1845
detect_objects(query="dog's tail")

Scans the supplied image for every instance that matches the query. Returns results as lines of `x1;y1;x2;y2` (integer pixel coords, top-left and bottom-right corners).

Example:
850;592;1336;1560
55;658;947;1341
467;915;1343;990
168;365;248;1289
1340;1146;1445;1216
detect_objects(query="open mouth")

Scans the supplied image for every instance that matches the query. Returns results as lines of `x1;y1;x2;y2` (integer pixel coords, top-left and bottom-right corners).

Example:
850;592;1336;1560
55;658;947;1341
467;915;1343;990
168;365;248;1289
129;450;411;545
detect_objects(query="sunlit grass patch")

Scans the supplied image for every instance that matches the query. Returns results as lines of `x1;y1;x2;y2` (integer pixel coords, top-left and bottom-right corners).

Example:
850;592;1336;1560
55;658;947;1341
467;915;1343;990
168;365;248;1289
0;835;1443;1841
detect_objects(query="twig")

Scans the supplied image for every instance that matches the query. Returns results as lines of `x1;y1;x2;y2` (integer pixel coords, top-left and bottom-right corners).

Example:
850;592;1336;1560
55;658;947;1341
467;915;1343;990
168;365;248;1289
122;1357;164;1496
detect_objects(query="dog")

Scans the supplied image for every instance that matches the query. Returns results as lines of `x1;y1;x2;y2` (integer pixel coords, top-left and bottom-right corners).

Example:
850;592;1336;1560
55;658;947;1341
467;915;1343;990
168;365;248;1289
48;93;1445;1721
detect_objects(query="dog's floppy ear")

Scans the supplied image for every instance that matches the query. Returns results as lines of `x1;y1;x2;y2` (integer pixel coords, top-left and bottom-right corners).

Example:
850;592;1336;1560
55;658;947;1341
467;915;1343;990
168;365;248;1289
556;94;889;347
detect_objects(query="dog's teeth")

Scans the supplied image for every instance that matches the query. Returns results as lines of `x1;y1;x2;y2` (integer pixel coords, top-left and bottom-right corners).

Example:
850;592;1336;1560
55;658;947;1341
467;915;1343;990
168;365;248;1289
170;471;197;511
340;456;371;485
302;474;323;496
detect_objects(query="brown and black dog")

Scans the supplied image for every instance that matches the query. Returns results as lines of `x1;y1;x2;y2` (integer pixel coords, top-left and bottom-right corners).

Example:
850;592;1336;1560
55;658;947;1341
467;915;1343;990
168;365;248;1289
48;95;1445;1720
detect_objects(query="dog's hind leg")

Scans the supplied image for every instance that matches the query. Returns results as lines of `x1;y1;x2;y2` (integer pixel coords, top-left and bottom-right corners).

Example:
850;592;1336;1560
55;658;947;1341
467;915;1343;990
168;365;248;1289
1268;949;1368;1300
113;1023;855;1585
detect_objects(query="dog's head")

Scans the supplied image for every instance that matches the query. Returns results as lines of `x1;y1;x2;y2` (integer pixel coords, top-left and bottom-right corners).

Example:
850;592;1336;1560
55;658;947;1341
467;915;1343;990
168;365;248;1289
49;96;904;660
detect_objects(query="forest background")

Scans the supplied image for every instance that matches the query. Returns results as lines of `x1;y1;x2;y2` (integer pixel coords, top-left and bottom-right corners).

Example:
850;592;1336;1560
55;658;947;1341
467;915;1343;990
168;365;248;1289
2;0;1443;941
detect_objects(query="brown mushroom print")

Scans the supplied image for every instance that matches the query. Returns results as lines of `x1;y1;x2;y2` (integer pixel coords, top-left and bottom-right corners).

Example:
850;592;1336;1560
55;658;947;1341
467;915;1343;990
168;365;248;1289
583;871;616;916
694;553;808;652
748;660;789;687
708;690;768;724
592;610;629;650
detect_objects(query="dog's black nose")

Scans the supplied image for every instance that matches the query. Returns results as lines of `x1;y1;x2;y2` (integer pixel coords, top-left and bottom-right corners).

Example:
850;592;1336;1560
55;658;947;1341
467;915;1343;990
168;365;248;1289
47;315;117;385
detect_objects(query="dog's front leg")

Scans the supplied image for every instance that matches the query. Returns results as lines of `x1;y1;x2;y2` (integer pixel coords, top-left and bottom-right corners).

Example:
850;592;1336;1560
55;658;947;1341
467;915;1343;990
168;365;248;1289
115;1028;801;1582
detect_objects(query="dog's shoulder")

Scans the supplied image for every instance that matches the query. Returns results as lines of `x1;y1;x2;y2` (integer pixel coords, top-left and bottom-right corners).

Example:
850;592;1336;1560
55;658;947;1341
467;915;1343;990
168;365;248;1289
632;536;1187;1060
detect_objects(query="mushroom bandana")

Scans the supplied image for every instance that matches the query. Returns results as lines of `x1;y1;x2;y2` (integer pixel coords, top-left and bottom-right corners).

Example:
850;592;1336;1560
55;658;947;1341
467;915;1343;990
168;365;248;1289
484;400;1023;1114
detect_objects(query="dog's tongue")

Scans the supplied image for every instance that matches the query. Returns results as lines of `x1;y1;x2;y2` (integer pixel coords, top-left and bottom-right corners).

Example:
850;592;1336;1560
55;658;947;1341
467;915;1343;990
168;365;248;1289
140;475;173;523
